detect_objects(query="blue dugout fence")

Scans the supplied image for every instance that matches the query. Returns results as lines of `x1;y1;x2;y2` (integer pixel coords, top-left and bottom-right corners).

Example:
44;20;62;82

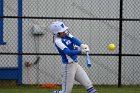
0;0;22;84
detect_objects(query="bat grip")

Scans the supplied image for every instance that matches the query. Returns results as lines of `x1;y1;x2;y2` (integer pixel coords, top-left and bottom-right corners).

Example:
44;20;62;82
86;51;89;55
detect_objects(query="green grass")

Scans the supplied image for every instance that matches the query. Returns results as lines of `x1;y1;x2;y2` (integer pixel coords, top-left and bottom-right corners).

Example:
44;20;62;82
0;85;140;93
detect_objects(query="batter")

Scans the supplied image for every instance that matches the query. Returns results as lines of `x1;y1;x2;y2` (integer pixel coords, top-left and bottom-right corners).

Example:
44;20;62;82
50;21;97;93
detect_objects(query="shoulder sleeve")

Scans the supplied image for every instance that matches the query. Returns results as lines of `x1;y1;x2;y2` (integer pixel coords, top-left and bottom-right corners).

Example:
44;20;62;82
68;33;82;46
55;38;67;50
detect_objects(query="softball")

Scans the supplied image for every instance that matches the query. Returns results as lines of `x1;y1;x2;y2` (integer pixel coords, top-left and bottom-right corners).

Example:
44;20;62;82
108;43;116;51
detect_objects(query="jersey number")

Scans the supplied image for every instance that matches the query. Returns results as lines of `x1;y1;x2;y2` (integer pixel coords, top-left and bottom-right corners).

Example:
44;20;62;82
66;40;71;45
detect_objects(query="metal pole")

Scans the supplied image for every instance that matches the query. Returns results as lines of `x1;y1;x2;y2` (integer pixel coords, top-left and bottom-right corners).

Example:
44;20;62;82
118;0;123;88
0;0;6;45
34;36;40;84
18;0;22;84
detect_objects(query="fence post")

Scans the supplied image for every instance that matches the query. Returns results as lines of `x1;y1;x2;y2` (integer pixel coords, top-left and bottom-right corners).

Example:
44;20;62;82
18;0;22;84
118;0;123;88
0;0;6;45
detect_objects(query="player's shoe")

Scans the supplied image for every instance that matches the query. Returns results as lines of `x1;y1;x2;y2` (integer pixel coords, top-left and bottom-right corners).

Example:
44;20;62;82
87;87;98;93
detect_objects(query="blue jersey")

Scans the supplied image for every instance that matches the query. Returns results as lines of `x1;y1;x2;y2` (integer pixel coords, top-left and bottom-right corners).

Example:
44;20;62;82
54;34;82;64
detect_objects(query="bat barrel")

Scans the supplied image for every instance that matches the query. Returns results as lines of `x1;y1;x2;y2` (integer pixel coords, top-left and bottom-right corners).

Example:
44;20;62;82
86;52;92;68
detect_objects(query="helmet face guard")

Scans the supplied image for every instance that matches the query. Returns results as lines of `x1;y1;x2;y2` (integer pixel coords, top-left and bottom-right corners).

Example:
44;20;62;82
50;21;68;35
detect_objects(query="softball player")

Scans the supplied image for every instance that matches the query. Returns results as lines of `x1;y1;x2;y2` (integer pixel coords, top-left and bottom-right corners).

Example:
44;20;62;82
50;21;97;93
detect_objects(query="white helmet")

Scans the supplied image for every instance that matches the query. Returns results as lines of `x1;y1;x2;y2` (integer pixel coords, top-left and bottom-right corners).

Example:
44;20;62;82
50;21;68;35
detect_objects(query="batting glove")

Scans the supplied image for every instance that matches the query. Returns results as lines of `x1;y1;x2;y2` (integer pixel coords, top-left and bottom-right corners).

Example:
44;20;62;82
81;48;90;54
80;44;90;54
80;44;90;50
81;49;87;54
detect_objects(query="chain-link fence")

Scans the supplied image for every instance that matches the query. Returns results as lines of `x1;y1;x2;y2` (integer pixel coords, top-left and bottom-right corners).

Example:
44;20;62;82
0;0;140;93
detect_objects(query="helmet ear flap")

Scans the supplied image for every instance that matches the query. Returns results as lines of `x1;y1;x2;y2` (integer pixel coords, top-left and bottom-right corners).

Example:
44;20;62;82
57;33;60;35
65;30;70;36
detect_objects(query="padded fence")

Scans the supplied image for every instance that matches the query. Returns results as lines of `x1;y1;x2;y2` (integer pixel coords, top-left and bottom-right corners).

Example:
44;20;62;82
0;0;140;91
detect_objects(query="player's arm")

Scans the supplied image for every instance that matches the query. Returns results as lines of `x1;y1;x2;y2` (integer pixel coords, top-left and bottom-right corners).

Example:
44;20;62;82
63;48;81;56
67;33;82;46
55;39;81;56
67;33;90;51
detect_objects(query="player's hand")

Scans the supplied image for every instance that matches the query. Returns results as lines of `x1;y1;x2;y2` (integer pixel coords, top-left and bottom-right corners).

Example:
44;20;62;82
84;46;90;52
80;44;90;54
81;48;90;54
80;44;90;50
80;44;88;49
81;49;86;54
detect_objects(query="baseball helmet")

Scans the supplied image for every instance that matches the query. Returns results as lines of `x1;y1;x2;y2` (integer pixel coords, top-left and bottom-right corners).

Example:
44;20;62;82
50;21;68;35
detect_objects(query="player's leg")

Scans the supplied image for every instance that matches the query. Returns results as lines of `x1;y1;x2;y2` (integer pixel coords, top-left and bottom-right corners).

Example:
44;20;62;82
75;63;97;93
52;63;77;93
